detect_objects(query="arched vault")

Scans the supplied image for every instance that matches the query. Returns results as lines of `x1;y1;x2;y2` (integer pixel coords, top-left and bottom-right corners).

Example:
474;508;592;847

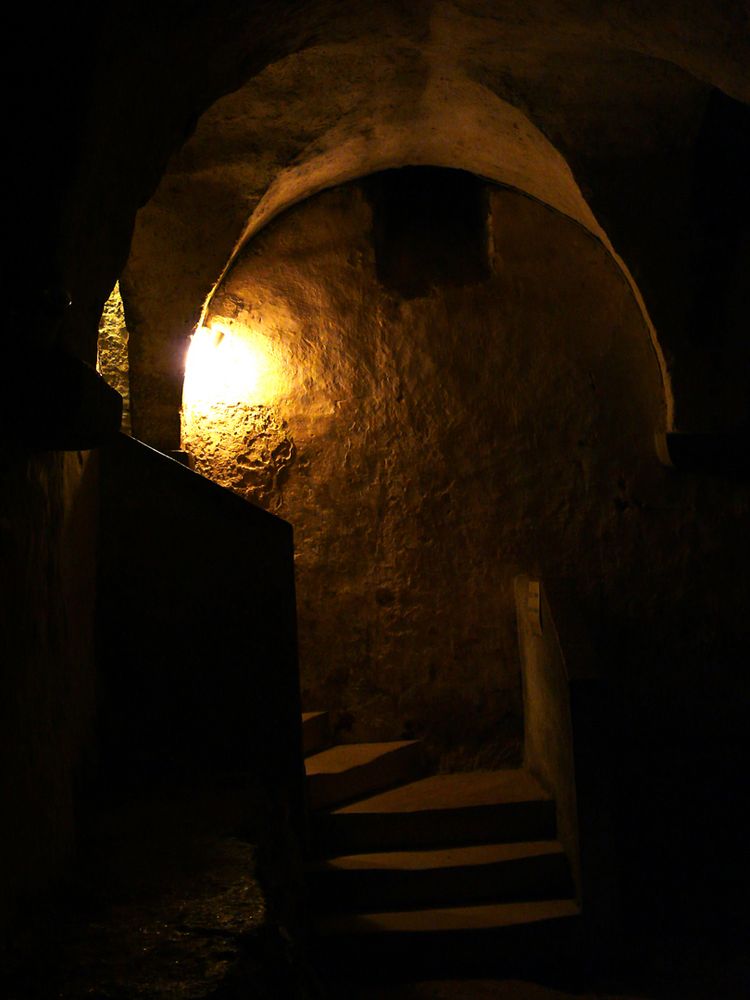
205;72;673;427
122;1;747;446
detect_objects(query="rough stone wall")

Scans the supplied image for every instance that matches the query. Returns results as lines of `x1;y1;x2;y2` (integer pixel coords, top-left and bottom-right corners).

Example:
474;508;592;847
97;282;131;434
182;180;665;768
0;447;98;937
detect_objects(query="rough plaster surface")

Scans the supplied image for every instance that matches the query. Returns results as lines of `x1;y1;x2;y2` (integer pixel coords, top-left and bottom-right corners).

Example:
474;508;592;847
182;181;665;768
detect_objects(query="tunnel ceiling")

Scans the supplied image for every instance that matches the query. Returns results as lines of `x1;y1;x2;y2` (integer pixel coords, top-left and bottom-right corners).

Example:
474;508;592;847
125;1;711;303
119;0;750;444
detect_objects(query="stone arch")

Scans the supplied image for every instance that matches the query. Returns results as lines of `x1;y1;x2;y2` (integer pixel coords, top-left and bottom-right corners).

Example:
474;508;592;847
123;55;675;450
205;76;673;432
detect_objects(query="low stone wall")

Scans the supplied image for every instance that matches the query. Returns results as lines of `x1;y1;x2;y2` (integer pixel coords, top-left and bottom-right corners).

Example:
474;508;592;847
96;434;304;833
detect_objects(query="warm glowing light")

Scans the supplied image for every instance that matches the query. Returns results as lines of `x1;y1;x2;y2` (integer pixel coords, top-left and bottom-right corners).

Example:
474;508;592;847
182;323;284;408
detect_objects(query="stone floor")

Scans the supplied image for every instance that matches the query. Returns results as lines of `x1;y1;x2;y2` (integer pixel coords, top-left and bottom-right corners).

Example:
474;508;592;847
1;788;745;1000
1;787;316;1000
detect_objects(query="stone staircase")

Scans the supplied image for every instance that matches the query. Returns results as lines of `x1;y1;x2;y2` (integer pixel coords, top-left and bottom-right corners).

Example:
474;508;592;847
301;711;582;982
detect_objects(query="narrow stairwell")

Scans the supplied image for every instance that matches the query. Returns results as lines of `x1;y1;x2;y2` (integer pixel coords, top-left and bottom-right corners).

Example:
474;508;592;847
301;711;582;984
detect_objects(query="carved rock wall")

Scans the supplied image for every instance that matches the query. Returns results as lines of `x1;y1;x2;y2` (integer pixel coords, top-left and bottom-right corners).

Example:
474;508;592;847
183;179;665;768
97;283;131;434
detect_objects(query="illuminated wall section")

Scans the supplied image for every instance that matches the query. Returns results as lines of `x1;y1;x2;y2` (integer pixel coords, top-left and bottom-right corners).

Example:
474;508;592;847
182;318;300;509
97;282;131;433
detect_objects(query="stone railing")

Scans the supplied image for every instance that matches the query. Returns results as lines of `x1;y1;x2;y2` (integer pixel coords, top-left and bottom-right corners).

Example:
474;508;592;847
96;433;305;832
514;574;616;966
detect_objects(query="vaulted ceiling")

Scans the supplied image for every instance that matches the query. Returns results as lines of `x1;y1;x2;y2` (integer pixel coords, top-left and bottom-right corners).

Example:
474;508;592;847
111;1;748;444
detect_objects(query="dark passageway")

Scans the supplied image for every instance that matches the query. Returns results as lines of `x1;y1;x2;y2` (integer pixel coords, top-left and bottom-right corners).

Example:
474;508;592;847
2;3;749;998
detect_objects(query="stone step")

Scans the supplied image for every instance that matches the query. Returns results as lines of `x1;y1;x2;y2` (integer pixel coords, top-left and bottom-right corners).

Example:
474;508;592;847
318;896;580;936
301;711;332;757
307;840;573;911
314;898;582;980
313;769;555;853
305;741;425;811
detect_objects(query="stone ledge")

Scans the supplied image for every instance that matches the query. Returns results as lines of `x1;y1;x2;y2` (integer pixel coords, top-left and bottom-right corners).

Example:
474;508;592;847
1;347;122;450
657;432;750;478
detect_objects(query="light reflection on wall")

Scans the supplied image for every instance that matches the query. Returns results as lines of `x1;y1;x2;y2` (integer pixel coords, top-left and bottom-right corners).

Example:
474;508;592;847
181;320;296;509
182;322;286;409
